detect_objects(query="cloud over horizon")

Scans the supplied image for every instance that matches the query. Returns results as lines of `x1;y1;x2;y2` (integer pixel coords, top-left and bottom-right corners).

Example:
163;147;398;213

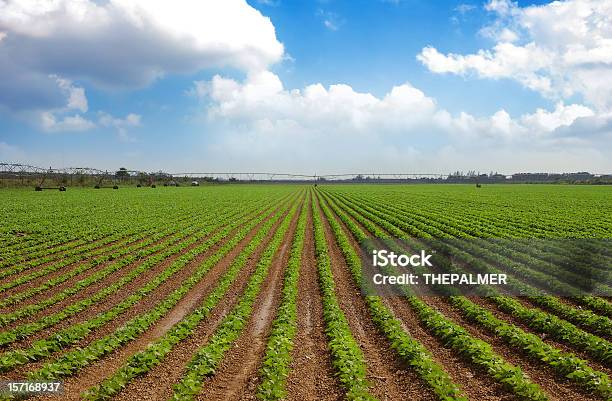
0;0;611;173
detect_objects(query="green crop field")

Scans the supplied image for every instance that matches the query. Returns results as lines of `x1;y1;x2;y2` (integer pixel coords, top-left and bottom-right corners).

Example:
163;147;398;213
0;184;611;401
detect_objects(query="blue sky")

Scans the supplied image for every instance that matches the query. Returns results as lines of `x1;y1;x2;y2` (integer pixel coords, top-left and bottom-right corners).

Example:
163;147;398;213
0;0;611;174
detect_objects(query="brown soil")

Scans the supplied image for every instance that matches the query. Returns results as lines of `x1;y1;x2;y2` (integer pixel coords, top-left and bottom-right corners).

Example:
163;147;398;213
466;296;612;376
38;201;295;401
326;191;603;401
321;192;517;401
316;196;440;401
194;202;302;401
284;205;343;401
0;229;179;318
3;207;279;382
0;233;128;287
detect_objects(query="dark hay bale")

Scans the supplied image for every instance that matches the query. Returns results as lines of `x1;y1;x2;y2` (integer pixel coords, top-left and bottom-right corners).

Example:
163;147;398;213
34;186;42;191
94;185;100;189
113;185;119;189
137;184;142;188
151;184;156;188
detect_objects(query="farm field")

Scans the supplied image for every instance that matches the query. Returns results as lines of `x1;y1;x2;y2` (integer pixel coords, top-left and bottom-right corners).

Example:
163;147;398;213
0;184;611;401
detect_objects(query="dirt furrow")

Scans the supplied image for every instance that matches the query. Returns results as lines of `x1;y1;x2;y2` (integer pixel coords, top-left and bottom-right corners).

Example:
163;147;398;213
0;232;141;288
322;192;518;401
317;199;440;401
419;296;601;401
5;210;277;382
465;296;612;376
194;204;302;401
43;204;292;401
285;207;343;401
0;229;185;321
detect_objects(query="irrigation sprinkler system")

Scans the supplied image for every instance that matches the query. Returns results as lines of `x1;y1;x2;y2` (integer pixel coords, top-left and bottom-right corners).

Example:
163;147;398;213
1;162;611;191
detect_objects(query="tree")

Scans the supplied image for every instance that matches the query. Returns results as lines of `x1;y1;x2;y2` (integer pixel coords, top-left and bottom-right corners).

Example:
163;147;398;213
115;167;129;179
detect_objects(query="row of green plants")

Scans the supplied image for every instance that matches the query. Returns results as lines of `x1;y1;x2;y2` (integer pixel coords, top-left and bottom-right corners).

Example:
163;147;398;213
351;193;611;302
326;191;612;399
311;195;378;401
0;204;193;270
0;199;280;372
448;297;612;399
0;227;157;280
81;195;301;401
256;196;308;400
0;233;109;270
0;185;297;268
25;197;298;388
378;195;611;280
168;199;303;401
316;192;467;401
0;207;213;292
0;196;281;311
321;191;549;401
0;228;187;312
390;196;612;325
340;192;612;348
0;211;224;321
335;192;612;335
336;189;611;284
0;208;244;345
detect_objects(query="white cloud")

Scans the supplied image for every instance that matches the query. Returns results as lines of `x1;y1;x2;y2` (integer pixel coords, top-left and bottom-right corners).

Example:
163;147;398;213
40;112;96;132
98;111;142;141
199;71;599;142
52;75;88;113
190;71;611;173
485;0;518;16
418;43;555;94
32;75;94;132
0;0;283;111
520;102;594;132
418;0;612;111
201;71;437;133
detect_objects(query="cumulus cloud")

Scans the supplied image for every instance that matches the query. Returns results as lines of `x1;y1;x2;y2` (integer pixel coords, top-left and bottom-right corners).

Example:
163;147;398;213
199;71;437;134
40;112;96;132
418;0;612;110
189;70;610;173
0;0;283;111
98;112;142;142
34;75;95;132
52;75;88;113
198;71;598;141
